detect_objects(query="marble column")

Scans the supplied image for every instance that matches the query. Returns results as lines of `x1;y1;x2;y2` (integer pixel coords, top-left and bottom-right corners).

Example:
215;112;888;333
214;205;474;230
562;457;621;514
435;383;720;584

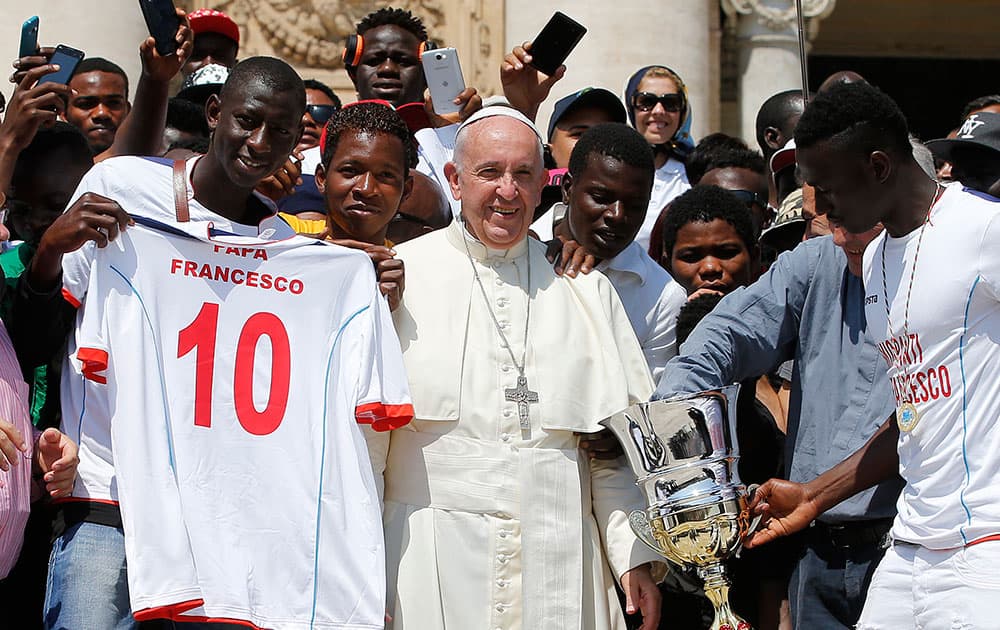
504;1;720;142
0;1;149;99
721;0;835;144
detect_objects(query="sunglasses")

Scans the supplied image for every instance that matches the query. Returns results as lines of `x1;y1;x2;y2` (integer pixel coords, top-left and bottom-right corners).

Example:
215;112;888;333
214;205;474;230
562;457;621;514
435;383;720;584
632;92;684;113
727;189;768;210
306;104;338;125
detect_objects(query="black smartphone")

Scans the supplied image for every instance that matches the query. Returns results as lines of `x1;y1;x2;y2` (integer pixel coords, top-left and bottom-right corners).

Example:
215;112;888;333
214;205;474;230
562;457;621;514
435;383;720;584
38;44;84;85
138;0;181;56
528;12;586;76
19;16;39;59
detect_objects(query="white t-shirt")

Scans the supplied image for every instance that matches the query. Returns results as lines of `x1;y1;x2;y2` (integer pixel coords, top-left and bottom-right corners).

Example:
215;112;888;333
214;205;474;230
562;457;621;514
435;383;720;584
414;124;460;216
72;217;411;628
597;241;686;382
634;157;690;252
862;184;1000;548
60;156;295;504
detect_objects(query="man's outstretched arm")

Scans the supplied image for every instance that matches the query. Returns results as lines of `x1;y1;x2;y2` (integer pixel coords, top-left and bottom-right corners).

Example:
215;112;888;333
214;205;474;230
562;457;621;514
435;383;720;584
97;9;193;161
747;413;899;547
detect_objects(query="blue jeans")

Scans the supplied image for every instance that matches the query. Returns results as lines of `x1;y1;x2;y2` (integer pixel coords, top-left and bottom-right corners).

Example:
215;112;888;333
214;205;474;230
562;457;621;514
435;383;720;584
789;528;889;628
44;522;245;630
44;521;135;630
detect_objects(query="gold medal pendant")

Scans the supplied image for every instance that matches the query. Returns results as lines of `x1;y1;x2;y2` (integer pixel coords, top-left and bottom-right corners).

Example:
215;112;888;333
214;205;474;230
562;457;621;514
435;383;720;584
897;402;921;432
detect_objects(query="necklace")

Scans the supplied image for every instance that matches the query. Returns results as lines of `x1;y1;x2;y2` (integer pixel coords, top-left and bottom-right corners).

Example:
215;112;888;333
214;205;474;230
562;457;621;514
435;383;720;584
880;183;943;432
461;230;538;430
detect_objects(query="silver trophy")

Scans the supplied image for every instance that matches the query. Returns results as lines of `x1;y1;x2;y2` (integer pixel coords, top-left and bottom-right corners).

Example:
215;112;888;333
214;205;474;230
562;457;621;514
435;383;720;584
601;386;756;630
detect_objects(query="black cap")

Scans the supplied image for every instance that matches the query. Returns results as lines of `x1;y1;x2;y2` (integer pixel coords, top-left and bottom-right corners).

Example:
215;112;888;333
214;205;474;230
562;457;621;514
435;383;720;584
927;112;1000;162
547;88;627;141
176;64;231;106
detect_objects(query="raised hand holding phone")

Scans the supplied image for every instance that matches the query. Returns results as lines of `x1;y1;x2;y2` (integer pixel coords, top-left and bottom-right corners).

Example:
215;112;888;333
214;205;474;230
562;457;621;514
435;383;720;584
1;64;72;147
421;87;482;129
139;0;183;56
527;11;586;76
421;47;465;115
501;41;566;121
138;5;193;83
12;16;54;86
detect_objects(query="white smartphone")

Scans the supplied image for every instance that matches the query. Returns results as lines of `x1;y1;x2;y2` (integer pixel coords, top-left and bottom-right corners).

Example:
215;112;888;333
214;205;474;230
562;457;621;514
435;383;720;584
421;47;465;115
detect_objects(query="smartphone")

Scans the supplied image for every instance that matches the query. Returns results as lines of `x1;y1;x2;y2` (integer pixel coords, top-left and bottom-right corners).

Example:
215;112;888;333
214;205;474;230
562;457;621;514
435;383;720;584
138;0;181;56
38;45;84;86
19;16;39;59
528;12;586;76
421;47;465;115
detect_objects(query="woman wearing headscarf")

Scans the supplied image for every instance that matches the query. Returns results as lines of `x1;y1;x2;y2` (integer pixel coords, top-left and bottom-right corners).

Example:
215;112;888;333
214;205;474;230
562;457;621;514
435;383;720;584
624;65;693;251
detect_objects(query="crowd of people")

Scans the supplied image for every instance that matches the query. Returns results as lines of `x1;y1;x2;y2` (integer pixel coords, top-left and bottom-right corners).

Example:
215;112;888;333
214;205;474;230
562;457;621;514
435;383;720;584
1;4;999;630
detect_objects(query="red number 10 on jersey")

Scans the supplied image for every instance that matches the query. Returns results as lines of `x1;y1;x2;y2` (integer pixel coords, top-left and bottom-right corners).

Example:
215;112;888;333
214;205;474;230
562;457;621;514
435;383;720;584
178;302;291;435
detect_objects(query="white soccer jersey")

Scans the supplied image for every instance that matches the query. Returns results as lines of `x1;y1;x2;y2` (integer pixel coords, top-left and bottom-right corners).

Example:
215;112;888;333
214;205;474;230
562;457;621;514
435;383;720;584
60;155;296;506
70;217;412;628
862;184;1000;549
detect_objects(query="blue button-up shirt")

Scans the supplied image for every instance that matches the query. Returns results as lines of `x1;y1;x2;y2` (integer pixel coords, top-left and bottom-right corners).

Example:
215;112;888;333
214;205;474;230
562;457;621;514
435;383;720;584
655;236;902;522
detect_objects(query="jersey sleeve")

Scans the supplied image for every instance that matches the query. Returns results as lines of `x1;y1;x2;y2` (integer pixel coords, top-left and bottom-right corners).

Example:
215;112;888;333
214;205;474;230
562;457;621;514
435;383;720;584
72;248;111;386
353;290;414;432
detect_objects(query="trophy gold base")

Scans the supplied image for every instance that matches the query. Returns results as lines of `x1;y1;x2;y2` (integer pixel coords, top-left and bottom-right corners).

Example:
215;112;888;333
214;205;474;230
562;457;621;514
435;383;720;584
698;563;752;630
629;500;754;630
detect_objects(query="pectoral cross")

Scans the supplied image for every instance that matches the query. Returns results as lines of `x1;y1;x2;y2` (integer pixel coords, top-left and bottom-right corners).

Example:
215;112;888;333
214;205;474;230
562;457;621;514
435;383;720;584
505;375;538;430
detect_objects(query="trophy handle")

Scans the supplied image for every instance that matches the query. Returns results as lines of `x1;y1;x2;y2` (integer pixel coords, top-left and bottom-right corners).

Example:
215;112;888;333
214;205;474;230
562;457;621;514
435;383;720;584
736;484;764;557
628;510;663;555
746;483;764;533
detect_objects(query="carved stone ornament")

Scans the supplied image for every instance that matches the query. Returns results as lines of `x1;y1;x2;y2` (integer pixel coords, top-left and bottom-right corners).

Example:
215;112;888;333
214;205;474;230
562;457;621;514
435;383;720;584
181;0;447;69
721;0;836;36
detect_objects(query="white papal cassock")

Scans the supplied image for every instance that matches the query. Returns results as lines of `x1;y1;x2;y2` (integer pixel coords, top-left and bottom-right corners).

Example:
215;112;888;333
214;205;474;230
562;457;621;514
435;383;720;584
366;220;664;630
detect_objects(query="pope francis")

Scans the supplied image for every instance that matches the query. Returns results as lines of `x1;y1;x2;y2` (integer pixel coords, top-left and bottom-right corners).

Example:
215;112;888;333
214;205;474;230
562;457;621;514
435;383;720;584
366;106;664;630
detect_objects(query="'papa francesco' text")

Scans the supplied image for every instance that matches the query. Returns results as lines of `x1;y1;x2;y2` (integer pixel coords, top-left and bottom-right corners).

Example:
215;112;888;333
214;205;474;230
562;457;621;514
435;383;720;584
877;332;952;405
170;246;304;294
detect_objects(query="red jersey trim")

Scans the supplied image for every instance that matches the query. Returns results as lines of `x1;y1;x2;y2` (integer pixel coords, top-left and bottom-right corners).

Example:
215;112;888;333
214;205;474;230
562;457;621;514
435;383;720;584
355;402;414;432
77;347;109;384
134;599;265;628
967;533;1000;547
173;615;264;628
133;599;204;622
61;287;82;308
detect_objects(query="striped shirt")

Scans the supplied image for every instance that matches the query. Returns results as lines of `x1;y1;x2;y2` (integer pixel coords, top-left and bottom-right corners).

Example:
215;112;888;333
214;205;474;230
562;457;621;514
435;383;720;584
0;320;35;578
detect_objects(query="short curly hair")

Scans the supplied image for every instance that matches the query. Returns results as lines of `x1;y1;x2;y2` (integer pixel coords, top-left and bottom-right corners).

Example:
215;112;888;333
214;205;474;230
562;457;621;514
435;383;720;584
661;185;756;258
794;82;910;158
567;122;654;179
754;90;803;156
357;7;428;41
320;102;418;174
685;134;765;184
304;78;342;109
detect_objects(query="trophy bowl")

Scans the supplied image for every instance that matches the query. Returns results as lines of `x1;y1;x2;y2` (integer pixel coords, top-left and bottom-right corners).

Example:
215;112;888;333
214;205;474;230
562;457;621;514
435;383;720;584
602;386;755;630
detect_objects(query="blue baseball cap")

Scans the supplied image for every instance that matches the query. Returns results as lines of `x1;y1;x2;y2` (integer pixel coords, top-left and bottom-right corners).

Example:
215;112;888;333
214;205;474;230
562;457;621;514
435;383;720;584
547;88;627;141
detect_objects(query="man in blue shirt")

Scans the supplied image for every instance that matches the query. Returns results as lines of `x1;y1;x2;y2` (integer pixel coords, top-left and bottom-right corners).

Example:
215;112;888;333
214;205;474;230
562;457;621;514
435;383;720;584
655;218;902;628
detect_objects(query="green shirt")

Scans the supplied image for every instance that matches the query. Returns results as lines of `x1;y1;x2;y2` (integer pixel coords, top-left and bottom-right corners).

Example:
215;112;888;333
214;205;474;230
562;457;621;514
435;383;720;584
1;243;58;429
